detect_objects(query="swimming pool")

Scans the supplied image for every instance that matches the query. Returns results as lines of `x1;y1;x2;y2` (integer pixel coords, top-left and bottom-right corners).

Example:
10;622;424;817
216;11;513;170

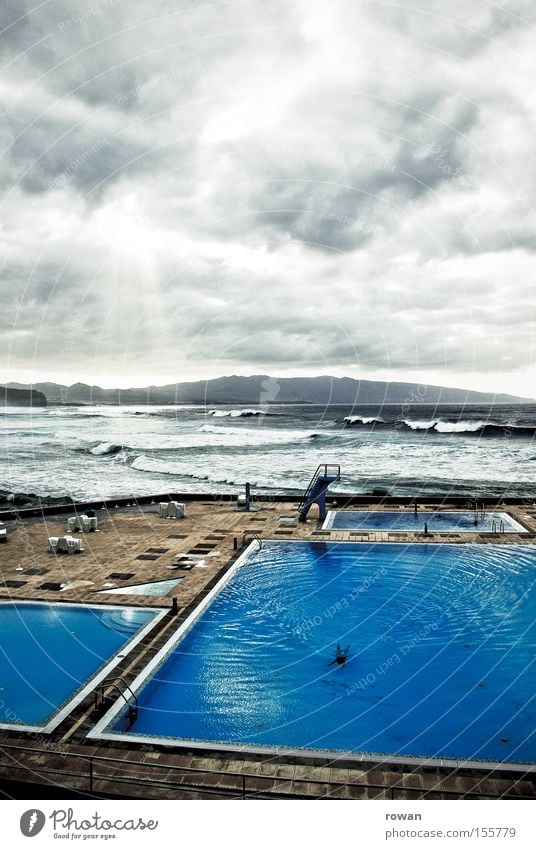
90;541;536;765
0;601;165;732
323;510;528;534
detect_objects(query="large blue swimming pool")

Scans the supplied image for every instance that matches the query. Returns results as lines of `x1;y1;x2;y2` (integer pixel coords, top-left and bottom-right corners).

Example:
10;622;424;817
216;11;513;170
0;602;163;731
324;510;527;533
92;541;536;764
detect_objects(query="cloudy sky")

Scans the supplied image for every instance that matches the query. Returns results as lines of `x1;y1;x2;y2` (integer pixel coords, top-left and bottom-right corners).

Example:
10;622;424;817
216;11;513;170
1;0;535;394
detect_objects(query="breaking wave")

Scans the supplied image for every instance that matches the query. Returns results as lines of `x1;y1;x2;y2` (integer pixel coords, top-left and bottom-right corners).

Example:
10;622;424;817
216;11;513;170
343;415;385;426
343;416;536;437
89;442;125;455
209;408;266;418
402;419;536;436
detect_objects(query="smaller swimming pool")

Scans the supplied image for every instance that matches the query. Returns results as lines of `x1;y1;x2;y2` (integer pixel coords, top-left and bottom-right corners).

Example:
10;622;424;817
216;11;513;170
0;601;166;733
323;510;527;534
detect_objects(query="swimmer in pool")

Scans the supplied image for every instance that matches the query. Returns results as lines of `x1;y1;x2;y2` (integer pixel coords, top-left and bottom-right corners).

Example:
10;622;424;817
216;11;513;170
328;644;350;666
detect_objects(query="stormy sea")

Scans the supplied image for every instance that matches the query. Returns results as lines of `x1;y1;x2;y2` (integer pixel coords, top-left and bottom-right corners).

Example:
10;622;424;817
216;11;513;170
1;402;535;509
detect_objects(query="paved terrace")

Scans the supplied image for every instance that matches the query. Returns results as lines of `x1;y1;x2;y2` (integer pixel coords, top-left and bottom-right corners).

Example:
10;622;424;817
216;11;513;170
0;499;535;799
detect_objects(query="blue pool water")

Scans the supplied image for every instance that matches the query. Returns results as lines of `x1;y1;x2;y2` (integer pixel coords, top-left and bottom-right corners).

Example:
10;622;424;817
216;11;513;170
103;541;536;763
0;602;160;728
324;510;527;533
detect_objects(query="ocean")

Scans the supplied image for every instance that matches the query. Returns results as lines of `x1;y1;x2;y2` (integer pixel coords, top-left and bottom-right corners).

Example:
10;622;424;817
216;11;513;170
1;402;535;508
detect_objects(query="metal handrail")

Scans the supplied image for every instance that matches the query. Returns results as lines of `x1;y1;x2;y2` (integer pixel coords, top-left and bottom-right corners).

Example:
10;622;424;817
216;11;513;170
94;677;138;723
0;742;533;800
242;531;263;550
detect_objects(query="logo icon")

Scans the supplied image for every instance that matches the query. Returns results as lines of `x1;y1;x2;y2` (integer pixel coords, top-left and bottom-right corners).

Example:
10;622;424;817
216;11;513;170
20;810;46;837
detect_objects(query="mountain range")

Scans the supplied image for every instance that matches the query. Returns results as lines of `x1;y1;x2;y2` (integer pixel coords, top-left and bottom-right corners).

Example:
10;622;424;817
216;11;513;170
5;376;533;405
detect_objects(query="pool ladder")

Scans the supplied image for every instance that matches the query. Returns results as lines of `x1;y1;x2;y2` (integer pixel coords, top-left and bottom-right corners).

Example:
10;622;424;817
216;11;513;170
491;519;505;534
94;676;138;726
242;531;263;550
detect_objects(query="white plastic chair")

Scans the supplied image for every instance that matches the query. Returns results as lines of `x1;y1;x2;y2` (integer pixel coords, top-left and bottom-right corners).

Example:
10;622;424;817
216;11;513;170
48;536;59;553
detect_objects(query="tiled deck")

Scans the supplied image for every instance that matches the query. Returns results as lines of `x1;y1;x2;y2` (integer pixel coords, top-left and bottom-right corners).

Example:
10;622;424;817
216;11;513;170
0;500;535;799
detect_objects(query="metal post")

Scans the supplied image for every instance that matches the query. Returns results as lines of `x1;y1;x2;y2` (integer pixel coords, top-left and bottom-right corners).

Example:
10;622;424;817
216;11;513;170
245;482;251;512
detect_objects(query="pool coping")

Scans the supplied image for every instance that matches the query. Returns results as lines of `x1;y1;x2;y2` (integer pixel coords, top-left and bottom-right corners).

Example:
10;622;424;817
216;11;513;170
87;539;536;771
0;600;168;734
93;576;184;597
322;509;529;534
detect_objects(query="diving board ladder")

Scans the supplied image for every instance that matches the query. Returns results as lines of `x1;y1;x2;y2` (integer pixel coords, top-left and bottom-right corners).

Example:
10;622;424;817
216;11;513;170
298;464;341;522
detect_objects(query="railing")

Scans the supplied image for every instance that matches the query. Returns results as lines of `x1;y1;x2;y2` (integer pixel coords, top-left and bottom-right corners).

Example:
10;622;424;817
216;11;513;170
0;742;531;800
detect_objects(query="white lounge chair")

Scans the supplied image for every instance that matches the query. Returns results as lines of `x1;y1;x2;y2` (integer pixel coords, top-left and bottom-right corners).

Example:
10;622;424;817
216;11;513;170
49;535;84;554
0;522;6;543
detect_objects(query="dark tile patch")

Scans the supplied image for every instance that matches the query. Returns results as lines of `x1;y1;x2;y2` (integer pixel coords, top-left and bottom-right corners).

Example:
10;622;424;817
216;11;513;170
274;530;294;536
23;567;49;575
146;547;170;554
188;548;212;554
39;582;64;591
213;528;232;533
205;535;226;540
167;534;188;539
249;516;268;521
1;580;28;588
107;572;135;580
136;554;160;561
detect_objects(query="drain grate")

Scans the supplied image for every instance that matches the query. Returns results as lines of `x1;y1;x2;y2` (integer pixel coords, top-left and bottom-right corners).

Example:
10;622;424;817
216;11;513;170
107;572;135;580
1;580;28;588
146;547;169;554
39;582;64;591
